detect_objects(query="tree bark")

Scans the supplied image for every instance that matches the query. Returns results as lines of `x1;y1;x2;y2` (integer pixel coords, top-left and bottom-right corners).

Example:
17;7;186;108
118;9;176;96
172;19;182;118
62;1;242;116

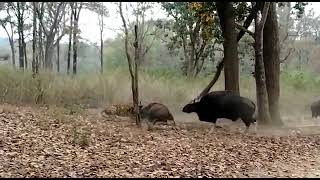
57;30;60;73
100;11;103;74
133;24;141;126
254;2;272;125
72;4;77;75
32;2;37;77
72;2;82;75
67;4;73;74
263;2;282;125
22;30;27;69
217;2;240;94
17;3;24;70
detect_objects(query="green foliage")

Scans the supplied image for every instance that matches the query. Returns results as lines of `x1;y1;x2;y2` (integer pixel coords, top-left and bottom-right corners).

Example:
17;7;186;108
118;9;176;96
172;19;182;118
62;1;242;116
158;2;221;76
278;2;308;18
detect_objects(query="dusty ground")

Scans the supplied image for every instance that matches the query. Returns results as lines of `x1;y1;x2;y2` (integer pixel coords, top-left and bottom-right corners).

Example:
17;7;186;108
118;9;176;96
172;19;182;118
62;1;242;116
1;104;320;178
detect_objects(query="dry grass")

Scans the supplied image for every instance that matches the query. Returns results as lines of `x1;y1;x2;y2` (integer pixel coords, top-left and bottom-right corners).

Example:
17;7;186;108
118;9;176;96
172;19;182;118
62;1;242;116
0;65;319;125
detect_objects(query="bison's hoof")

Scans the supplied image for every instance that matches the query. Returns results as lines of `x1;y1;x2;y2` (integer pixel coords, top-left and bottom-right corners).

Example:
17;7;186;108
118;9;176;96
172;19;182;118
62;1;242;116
215;125;222;129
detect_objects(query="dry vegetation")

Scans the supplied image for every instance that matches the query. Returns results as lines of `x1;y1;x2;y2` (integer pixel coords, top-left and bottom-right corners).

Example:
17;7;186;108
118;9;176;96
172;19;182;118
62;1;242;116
1;104;320;178
1;66;320;177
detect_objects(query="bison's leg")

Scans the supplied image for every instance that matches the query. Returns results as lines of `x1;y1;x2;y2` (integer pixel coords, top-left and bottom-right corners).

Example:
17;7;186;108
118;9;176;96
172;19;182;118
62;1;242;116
244;122;251;134
146;118;156;131
207;120;218;136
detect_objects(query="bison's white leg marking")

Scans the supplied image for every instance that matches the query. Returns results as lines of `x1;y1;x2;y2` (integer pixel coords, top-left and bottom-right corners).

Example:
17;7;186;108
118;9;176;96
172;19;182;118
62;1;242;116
254;122;258;133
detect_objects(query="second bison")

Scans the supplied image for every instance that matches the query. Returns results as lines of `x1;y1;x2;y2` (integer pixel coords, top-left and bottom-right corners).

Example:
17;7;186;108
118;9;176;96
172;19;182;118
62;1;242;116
139;102;176;129
311;100;320;118
182;91;256;133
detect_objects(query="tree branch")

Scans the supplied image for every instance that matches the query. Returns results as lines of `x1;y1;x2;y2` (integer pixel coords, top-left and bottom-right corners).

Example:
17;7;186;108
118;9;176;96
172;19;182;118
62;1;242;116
259;2;270;31
119;2;134;80
237;2;263;41
235;23;254;37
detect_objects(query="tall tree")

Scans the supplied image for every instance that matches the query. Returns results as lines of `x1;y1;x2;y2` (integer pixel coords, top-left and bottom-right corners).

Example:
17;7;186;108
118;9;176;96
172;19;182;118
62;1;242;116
119;2;141;126
67;2;73;74
254;2;272;124
72;2;83;75
32;2;37;76
10;2;27;70
216;2;240;93
86;2;109;74
160;2;219;77
36;2;67;70
263;2;282;124
0;3;16;68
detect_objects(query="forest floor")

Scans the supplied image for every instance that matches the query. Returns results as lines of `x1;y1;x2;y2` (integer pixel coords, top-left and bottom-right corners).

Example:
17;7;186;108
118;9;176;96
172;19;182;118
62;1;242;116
1;104;320;178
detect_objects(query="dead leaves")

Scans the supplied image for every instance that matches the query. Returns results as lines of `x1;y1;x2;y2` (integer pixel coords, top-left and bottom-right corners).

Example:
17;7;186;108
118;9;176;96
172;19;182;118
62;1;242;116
0;105;320;177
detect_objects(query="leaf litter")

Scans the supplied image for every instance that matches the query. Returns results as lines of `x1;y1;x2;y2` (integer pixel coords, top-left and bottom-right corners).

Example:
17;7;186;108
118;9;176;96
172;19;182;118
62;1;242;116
0;104;320;177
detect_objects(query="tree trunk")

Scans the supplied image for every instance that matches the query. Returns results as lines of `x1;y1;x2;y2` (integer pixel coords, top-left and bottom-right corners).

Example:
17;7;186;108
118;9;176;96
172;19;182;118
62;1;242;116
18;30;24;69
9;39;15;68
133;25;141;126
22;30;27;69
254;3;272;125
119;2;141;126
57;39;60;73
67;4;73;74
44;36;54;70
263;2;282;125
37;3;44;70
32;2;37;77
100;13;103;74
72;6;78;75
194;3;261;102
217;2;240;94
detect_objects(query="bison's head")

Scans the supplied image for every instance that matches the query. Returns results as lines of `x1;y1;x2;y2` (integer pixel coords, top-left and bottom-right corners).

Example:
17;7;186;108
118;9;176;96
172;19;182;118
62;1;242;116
182;99;199;113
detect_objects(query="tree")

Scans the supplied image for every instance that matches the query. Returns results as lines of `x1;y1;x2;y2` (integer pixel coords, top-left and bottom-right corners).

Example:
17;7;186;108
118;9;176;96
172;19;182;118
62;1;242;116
35;2;67;70
263;2;282;124
9;2;27;70
119;2;141;126
254;2;272;124
32;2;37;76
191;2;261;100
0;3;16;68
86;2;109;74
66;2;73;74
72;2;83;75
160;2;219;78
216;2;240;93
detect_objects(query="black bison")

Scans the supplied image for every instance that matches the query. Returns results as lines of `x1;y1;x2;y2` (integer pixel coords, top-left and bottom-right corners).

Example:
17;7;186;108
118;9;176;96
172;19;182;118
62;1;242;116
311;100;320;118
139;102;176;129
182;91;256;133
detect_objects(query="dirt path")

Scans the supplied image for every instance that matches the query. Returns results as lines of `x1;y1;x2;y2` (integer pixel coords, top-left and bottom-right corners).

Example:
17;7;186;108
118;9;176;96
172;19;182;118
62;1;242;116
1;105;320;177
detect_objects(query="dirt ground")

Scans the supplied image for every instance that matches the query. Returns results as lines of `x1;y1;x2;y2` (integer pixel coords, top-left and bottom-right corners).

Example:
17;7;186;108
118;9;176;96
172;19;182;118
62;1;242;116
1;104;320;178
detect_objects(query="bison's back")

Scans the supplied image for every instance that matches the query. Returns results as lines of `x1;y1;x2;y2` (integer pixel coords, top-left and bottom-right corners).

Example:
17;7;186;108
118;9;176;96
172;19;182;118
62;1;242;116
198;92;256;123
311;100;320;117
141;102;174;121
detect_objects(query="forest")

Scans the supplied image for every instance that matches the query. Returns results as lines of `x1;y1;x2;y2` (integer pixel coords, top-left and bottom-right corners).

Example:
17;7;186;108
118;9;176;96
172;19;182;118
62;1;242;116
0;2;320;178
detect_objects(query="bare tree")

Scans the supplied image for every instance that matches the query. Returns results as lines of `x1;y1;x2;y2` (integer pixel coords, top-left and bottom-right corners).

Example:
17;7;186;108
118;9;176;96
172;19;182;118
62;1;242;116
35;2;67;70
86;2;109;74
9;2;27;70
72;2;83;75
32;2;37;77
119;2;141;126
0;3;16;68
67;2;73;74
